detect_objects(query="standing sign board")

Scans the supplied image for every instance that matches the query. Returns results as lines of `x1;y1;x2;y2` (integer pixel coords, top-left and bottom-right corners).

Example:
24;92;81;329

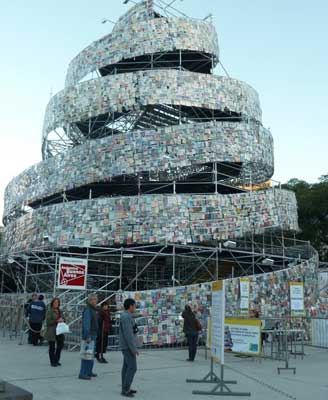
289;282;305;316
57;257;88;290
225;318;261;355
210;280;225;364
239;277;250;316
206;316;212;349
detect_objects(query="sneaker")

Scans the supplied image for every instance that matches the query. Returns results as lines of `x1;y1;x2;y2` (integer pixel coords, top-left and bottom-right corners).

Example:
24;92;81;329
89;373;97;377
130;389;137;394
78;375;91;380
121;392;134;398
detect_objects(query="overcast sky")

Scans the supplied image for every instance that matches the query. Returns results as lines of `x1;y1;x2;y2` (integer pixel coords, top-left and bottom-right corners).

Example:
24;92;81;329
0;0;327;223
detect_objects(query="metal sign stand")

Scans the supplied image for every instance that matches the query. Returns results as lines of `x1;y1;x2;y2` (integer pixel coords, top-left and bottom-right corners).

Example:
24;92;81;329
186;357;251;396
187;357;236;385
277;328;296;375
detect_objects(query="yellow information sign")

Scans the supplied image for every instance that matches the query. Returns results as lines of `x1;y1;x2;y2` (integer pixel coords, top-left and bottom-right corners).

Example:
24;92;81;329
225;318;261;356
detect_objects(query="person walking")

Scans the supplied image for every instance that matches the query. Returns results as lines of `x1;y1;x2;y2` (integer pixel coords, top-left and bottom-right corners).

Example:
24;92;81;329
79;294;99;380
29;294;46;346
96;302;112;363
45;297;65;367
182;304;200;362
119;298;139;398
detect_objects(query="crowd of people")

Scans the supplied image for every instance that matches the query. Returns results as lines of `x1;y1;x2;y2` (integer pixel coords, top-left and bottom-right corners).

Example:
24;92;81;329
24;293;202;398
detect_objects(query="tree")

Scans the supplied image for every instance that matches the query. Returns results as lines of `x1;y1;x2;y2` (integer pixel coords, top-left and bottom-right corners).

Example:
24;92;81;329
319;174;328;183
283;175;328;261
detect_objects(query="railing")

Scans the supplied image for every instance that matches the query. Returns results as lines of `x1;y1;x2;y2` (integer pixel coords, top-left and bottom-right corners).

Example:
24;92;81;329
311;318;328;348
0;305;24;340
64;310;202;352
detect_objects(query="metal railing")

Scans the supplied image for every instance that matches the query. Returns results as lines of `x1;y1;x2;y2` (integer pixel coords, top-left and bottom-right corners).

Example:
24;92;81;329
311;318;328;348
0;305;24;340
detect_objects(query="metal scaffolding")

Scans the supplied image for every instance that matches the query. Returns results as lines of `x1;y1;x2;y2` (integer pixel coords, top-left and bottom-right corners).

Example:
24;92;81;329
0;230;315;297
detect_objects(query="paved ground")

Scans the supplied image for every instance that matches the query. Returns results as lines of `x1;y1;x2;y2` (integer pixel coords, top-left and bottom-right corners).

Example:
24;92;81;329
0;338;327;400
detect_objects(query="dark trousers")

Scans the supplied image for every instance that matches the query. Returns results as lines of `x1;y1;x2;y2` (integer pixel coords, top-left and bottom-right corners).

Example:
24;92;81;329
30;322;42;345
48;334;65;365
28;329;33;344
121;350;137;394
186;333;198;361
96;331;109;357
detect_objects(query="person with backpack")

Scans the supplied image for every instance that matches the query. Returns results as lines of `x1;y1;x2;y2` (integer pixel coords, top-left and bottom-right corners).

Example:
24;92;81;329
182;304;201;362
29;294;46;346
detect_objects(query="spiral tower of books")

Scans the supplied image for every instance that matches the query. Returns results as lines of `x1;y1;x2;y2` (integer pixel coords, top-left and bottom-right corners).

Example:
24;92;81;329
3;1;298;254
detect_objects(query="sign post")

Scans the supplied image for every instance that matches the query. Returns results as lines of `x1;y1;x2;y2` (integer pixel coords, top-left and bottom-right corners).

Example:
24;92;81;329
57;257;88;290
277;282;304;375
186;280;251;396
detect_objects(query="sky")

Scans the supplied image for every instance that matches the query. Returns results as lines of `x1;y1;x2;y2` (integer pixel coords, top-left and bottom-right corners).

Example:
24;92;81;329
0;0;327;222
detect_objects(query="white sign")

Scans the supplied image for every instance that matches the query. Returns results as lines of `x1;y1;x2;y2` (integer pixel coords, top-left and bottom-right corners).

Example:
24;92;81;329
225;318;261;355
211;280;225;364
290;282;305;316
239;278;250;315
57;257;88;290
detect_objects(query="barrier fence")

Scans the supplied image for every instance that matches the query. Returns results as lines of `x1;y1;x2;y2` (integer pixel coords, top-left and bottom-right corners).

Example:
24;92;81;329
0;305;23;340
1;303;328;354
311;318;328;348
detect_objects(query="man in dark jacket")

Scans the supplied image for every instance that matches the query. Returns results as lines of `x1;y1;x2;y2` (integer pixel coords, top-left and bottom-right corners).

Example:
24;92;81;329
119;298;139;398
79;294;98;380
29;294;46;346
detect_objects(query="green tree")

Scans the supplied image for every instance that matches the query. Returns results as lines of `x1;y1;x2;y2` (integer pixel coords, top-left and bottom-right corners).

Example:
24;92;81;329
283;176;328;261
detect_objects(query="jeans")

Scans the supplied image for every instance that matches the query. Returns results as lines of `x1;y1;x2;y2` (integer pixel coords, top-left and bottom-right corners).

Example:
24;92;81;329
186;333;198;361
48;334;64;365
79;336;96;378
79;359;94;378
121;350;137;393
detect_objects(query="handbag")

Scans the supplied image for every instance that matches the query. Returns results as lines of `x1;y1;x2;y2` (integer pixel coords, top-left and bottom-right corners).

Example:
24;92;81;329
56;322;70;335
80;340;95;360
40;324;47;338
195;319;202;332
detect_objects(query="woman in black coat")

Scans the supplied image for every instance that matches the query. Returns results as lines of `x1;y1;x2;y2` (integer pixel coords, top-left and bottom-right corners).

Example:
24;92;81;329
96;302;112;363
182;305;200;362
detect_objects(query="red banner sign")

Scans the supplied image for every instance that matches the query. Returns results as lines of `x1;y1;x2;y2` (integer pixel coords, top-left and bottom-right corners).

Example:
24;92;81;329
57;257;88;290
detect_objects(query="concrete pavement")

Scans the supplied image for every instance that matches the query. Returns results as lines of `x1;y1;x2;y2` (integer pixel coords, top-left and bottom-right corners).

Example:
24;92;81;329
0;339;327;400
